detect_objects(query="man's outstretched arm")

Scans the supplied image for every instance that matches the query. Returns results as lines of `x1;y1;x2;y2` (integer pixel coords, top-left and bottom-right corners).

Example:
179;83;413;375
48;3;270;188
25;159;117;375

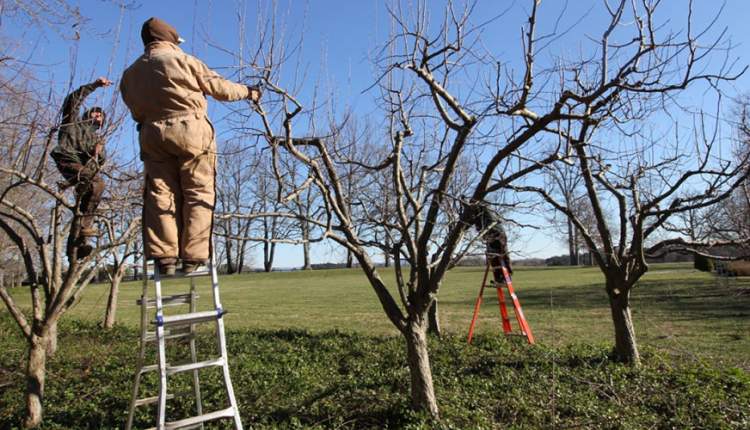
60;77;112;126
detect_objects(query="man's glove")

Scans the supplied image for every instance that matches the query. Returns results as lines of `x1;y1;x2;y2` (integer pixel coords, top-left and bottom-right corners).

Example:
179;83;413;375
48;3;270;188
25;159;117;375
248;84;262;103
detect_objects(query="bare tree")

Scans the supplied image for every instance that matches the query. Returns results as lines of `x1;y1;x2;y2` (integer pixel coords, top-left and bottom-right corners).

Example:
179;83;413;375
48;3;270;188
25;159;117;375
695;101;750;251
0;34;134;430
0;89;138;427
245;0;570;417
225;0;746;417
545;161;584;265
216;140;261;273
513;1;747;365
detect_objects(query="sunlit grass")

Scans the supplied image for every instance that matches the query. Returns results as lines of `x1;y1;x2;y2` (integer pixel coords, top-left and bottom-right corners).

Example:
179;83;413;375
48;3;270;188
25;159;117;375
5;262;749;368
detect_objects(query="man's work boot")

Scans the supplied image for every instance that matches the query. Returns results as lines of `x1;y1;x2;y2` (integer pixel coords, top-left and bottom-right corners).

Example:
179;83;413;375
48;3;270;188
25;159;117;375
79;227;99;238
157;258;177;277
182;260;208;275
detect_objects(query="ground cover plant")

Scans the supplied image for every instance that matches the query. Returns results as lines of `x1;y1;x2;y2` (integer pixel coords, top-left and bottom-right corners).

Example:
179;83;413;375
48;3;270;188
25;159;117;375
0;263;748;428
0;319;748;429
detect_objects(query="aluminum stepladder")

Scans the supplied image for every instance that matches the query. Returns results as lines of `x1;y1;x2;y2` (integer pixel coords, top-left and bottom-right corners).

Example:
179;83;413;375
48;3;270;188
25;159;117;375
467;254;535;345
126;245;243;430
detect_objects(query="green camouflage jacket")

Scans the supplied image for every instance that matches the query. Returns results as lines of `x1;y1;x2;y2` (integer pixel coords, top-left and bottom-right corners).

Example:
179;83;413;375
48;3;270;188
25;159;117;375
51;83;106;166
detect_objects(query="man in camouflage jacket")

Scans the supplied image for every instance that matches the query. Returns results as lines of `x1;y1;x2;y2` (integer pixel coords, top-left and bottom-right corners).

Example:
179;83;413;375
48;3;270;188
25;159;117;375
51;77;111;260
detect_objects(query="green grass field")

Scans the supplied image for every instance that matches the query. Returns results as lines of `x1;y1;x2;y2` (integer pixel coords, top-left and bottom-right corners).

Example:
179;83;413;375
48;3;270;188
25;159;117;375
6;262;750;368
2;263;749;428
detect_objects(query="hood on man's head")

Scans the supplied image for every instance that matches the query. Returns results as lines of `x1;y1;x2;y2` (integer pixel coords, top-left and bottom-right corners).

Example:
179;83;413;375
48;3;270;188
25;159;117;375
141;17;181;46
82;107;106;128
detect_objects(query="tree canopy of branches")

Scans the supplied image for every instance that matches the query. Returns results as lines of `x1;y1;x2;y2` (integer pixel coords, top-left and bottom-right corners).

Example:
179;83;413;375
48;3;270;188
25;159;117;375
513;1;749;365
0;4;139;426
223;0;750;417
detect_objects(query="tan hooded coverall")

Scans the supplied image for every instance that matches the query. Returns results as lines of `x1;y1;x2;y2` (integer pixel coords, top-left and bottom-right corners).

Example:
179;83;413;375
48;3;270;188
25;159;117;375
120;25;252;262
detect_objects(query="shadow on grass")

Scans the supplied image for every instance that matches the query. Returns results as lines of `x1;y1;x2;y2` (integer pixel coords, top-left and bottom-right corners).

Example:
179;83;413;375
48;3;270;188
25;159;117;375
442;276;750;322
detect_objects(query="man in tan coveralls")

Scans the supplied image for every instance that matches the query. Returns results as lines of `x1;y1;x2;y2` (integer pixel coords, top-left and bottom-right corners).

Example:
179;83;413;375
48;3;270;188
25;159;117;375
120;17;261;275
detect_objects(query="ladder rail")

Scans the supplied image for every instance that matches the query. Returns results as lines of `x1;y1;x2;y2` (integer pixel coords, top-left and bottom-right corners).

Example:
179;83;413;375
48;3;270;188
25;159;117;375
188;277;204;428
209;248;243;430
467;258;535;345
154;266;169;429
500;264;535;344
125;255;151;430
467;263;490;344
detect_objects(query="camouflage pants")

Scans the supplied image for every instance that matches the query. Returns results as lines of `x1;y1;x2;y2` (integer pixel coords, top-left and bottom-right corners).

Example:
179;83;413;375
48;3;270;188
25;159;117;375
55;159;105;256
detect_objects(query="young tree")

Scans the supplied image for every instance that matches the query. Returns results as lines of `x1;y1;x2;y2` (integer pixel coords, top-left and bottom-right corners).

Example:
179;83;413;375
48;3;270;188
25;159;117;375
243;0;570;417
513;2;748;364
0;35;135;430
235;0;746;417
0;89;138;428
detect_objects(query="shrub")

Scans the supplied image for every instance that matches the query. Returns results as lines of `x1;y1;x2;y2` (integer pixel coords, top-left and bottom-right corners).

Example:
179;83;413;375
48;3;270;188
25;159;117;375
694;254;714;272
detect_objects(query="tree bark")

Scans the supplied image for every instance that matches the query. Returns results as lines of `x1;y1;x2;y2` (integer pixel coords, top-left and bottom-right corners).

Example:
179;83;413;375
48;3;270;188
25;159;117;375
45;322;57;356
238;239;247;273
225;237;236;274
567;218;578;266
103;277;120;329
24;333;48;428
404;319;439;418
263;242;275;272
302;222;311;270
427;299;441;337
346;249;353;268
607;281;640;365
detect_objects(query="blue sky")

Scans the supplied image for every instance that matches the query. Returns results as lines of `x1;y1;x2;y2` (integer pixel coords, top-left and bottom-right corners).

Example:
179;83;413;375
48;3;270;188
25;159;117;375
3;1;750;268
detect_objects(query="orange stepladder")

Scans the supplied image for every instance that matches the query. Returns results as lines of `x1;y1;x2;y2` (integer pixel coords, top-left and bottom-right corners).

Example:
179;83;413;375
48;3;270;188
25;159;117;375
467;255;535;345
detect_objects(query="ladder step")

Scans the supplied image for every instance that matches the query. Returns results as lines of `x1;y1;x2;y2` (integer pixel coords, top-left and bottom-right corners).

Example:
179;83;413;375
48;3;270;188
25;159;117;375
167;357;224;375
138;357;224;376
144;328;194;343
134;393;175;407
137;293;198;308
164;407;236;429
138;364;160;374
159;267;211;279
155;310;225;328
183;267;210;278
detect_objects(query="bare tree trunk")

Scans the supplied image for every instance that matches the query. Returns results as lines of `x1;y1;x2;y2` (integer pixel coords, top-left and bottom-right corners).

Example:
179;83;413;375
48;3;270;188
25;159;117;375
427;299;441;337
346;249;353;268
302;223;311;270
384;235;391;267
567;218;578;266
103;277;120;329
302;242;311;270
263;242;275;272
225;237;236;274
45;322;57;356
24;333;48;428
237;239;247;273
607;281;640;365
404;319;438;418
